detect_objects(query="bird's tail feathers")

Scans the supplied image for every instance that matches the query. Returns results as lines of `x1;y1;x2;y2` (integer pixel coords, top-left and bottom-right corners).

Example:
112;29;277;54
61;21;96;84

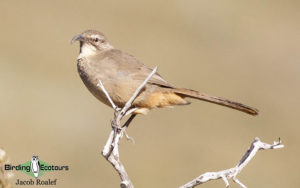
173;88;259;116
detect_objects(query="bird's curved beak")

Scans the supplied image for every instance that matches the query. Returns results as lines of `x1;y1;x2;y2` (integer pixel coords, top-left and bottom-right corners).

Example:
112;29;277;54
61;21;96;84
71;34;89;44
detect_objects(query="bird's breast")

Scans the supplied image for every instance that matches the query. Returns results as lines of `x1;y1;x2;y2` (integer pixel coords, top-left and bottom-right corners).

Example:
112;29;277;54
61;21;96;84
77;58;112;106
77;58;91;81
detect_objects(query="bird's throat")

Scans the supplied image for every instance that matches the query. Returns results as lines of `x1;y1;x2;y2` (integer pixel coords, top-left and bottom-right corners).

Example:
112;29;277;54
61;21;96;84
78;43;97;59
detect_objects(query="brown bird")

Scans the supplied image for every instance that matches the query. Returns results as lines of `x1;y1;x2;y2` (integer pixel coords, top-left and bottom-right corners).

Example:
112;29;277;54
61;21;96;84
72;30;258;127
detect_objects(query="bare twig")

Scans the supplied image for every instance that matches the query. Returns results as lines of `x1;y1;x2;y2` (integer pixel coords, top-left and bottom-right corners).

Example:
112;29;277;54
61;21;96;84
179;137;284;188
99;66;158;188
97;80;120;111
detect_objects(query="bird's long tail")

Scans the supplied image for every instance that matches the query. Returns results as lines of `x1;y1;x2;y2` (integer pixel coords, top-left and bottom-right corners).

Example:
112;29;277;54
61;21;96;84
173;88;259;115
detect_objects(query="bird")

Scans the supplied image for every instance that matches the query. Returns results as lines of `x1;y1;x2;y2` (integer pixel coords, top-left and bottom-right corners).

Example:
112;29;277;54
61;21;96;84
71;30;258;127
31;156;40;178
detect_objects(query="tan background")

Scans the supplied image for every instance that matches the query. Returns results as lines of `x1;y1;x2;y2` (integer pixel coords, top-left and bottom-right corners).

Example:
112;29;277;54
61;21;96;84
0;0;299;187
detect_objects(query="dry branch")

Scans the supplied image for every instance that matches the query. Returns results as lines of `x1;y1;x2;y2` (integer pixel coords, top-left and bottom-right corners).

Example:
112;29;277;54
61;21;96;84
179;137;284;188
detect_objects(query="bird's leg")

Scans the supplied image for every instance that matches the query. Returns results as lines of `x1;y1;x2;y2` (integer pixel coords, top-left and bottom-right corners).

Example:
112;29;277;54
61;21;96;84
122;114;137;128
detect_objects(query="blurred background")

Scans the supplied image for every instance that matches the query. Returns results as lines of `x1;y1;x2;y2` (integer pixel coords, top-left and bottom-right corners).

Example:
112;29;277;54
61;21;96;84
0;0;299;187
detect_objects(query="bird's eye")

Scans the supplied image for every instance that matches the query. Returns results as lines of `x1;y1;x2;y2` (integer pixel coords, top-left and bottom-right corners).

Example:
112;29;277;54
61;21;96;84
94;38;99;42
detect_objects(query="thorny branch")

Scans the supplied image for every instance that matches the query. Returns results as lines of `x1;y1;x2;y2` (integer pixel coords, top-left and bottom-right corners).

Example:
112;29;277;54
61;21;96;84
98;66;158;188
179;137;284;188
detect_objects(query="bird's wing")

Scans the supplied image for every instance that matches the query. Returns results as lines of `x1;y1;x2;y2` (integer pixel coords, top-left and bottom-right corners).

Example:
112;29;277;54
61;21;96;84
106;49;175;88
132;68;174;88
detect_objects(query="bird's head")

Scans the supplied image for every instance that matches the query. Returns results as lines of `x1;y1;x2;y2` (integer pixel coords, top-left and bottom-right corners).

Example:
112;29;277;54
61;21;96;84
31;156;39;162
71;30;113;57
